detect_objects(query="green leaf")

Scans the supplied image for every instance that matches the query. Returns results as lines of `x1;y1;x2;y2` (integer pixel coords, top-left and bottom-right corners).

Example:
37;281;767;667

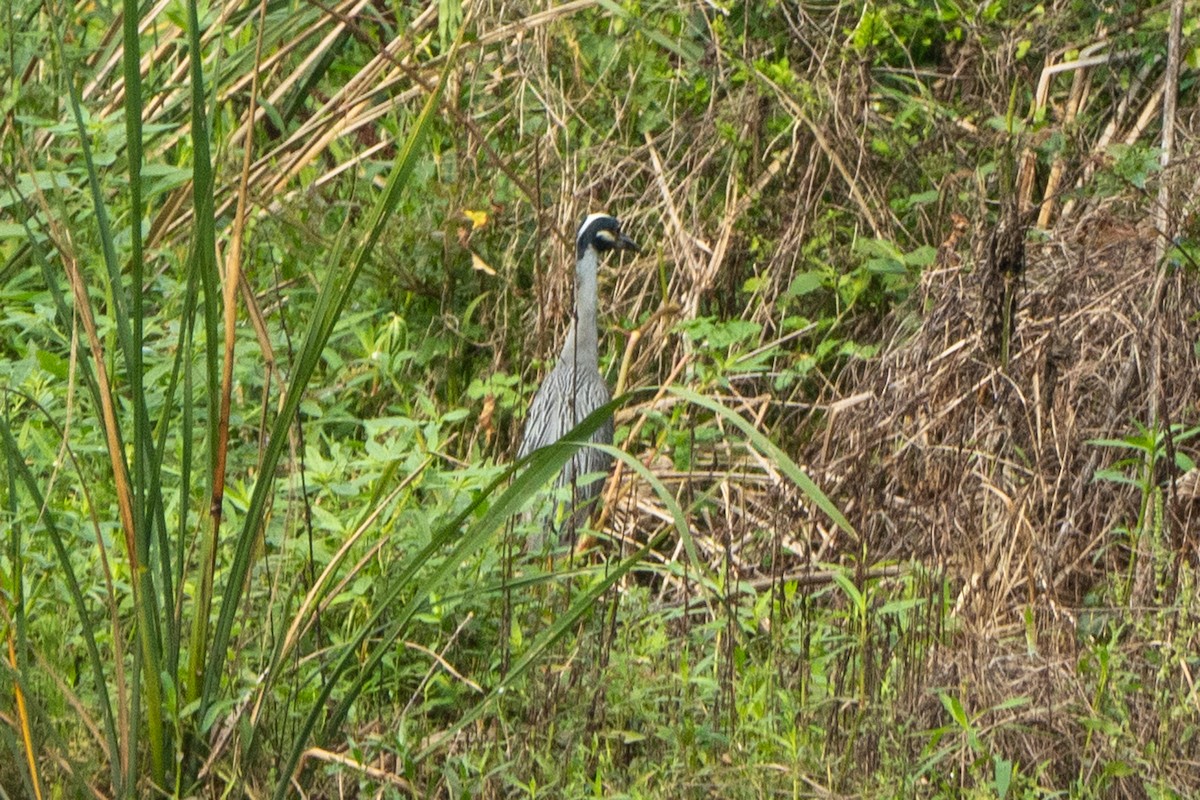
786;271;825;297
993;755;1013;797
939;691;968;728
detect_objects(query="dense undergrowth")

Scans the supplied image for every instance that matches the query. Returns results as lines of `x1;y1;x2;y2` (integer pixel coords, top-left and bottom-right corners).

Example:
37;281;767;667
2;0;1199;797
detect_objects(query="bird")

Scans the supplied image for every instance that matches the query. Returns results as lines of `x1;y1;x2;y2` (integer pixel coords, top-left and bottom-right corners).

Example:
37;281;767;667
518;213;639;551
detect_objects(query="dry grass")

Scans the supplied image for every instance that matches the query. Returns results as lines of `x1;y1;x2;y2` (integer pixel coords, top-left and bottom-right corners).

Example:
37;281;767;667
547;15;1200;789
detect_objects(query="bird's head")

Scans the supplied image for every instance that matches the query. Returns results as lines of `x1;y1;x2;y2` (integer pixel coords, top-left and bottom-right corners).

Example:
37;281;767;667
576;213;639;260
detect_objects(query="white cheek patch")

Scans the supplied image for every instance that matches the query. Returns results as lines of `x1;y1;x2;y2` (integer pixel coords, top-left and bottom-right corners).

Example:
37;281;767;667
577;213;616;246
595;230;616;245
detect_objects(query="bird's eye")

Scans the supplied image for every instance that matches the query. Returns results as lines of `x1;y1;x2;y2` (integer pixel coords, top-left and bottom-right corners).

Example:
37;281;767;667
595;230;616;245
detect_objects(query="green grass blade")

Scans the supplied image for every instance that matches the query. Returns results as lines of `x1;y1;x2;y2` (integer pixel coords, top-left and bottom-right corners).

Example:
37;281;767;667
411;442;693;763
666;386;858;540
271;435;571;799
198;25;458;753
56;17;167;787
0;407;122;792
182;0;223;740
122;0;178;707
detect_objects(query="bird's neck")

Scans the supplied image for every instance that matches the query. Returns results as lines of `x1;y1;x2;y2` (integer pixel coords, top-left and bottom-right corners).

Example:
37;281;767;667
559;247;600;369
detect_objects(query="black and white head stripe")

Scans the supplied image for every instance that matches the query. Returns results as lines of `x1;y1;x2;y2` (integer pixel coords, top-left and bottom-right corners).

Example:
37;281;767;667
576;213;638;259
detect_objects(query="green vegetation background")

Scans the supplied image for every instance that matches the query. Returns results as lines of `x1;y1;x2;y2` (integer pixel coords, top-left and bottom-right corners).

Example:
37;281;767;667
1;0;1197;797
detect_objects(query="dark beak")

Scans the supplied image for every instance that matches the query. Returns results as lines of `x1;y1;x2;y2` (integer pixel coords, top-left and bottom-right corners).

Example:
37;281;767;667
617;233;640;252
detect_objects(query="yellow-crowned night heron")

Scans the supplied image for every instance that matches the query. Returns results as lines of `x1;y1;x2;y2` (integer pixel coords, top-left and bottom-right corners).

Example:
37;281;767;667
518;213;638;550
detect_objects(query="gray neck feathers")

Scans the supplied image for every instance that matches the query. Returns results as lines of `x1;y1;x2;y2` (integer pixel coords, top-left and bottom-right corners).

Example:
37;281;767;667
559;245;600;370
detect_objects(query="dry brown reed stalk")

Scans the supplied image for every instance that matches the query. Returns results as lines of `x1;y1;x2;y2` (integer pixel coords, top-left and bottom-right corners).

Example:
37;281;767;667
81;2;607;256
811;205;1200;608
703;22;1200;771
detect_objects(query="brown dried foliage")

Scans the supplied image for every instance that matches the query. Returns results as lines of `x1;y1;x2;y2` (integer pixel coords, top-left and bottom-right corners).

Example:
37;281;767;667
568;13;1200;789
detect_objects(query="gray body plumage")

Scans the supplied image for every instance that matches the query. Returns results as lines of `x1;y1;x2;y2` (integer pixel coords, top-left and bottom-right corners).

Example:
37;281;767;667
517;337;614;530
518;213;637;549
